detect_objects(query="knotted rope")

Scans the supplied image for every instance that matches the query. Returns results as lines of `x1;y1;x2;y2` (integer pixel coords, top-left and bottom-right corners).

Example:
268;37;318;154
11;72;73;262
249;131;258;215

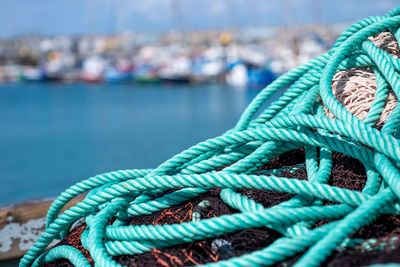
21;5;400;267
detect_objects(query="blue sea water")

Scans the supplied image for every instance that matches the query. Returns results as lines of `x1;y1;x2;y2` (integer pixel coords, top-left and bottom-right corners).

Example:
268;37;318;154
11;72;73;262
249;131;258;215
0;82;262;205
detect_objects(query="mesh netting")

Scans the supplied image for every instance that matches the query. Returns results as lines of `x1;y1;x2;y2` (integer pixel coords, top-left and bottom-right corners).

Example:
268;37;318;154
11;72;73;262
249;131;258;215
325;31;399;127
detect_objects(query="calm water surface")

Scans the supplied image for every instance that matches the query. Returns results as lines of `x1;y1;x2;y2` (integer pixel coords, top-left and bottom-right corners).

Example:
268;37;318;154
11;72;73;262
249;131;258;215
0;83;261;205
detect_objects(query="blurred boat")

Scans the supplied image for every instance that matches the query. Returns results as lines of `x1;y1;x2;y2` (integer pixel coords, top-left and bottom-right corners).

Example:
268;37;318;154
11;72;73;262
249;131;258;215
159;74;191;84
81;56;107;83
1;65;22;82
226;61;276;88
191;49;225;83
226;62;248;87
21;67;46;82
104;67;132;83
44;51;77;82
247;66;276;87
45;72;64;82
81;72;103;83
133;64;160;84
158;55;191;84
134;76;160;84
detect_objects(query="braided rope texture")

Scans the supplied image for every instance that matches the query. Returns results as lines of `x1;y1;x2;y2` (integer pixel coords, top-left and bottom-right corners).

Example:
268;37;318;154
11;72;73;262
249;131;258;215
21;5;400;267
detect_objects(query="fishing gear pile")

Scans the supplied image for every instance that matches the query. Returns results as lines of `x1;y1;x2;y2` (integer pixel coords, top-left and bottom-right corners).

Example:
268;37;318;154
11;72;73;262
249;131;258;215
21;5;400;267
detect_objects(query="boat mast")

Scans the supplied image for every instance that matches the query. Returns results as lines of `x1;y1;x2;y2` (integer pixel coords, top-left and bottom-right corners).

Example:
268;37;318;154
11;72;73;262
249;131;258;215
170;0;186;44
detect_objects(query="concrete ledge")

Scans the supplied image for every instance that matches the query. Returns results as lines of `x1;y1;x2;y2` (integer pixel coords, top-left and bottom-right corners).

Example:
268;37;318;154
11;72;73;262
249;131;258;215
0;195;85;260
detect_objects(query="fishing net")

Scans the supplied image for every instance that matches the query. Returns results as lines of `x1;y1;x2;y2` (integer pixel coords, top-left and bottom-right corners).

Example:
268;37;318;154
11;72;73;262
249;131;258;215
42;150;400;266
325;31;398;127
21;5;400;267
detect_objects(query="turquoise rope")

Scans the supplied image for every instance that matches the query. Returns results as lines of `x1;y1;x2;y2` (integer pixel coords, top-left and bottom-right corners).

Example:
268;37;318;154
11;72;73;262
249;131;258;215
32;246;90;267
21;5;400;266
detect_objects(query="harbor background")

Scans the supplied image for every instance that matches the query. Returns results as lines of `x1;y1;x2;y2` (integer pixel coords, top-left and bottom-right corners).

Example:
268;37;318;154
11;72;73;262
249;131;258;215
0;82;260;204
0;0;400;264
3;0;396;205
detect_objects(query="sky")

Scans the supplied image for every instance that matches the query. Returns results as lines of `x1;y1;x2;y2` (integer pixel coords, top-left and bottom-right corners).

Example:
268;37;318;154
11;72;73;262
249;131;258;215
0;0;398;38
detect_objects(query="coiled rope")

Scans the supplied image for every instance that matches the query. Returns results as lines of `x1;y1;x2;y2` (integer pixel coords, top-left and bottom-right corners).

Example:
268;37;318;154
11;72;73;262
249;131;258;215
21;5;400;267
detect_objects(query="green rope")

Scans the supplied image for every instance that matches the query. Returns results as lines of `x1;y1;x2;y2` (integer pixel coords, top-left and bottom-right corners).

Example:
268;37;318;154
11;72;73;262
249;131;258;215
21;5;400;266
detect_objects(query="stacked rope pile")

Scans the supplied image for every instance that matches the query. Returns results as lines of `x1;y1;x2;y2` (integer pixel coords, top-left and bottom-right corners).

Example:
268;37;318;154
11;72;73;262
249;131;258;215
21;5;400;267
